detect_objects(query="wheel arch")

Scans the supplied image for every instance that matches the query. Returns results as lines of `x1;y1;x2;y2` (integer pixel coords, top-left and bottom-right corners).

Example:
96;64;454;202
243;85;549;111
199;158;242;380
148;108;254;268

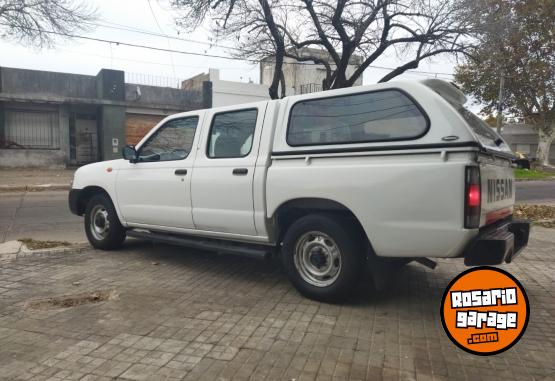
271;198;371;250
75;186;112;216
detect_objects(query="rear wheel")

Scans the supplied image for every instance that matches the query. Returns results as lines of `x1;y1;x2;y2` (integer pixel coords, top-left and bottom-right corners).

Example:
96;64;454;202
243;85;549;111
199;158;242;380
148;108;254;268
84;194;126;250
281;214;364;302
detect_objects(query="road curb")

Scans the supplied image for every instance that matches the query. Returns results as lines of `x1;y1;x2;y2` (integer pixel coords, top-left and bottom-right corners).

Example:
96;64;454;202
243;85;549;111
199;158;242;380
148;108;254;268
0;241;89;262
515;177;555;182
0;184;71;193
533;219;555;228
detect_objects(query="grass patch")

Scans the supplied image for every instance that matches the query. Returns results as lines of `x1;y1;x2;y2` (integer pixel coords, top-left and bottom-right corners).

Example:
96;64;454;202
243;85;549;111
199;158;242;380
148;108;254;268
19;238;72;250
514;168;554;180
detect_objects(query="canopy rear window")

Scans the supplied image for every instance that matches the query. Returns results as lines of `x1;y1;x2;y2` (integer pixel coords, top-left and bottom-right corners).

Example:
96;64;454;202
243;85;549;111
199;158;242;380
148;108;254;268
456;107;512;154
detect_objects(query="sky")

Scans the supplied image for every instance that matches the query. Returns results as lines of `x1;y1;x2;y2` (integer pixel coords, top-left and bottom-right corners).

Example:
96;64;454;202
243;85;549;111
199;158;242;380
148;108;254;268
0;0;461;90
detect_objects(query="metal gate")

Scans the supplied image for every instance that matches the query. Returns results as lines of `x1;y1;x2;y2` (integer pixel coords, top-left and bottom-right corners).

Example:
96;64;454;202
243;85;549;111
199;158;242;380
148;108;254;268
75;116;98;164
4;109;60;149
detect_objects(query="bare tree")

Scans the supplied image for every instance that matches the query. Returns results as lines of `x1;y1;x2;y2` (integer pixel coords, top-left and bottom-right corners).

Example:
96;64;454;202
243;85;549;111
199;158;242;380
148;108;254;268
171;0;475;98
0;0;97;47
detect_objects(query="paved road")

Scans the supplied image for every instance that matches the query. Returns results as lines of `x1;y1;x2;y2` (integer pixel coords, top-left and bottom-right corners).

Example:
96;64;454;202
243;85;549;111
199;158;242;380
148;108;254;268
516;180;555;204
0;182;553;244
0;191;84;243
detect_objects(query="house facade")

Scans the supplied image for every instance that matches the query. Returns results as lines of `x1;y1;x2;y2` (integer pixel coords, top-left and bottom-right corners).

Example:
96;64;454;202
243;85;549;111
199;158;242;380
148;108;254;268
260;48;363;94
1;55;364;168
502;123;555;163
0;67;209;168
181;68;288;107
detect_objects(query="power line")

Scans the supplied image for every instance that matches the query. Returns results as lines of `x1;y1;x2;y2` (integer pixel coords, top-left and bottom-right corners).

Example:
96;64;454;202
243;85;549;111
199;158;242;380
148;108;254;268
89;20;455;77
82;20;243;52
0;22;454;78
0;23;256;62
86;20;455;77
146;0;176;77
59;48;248;70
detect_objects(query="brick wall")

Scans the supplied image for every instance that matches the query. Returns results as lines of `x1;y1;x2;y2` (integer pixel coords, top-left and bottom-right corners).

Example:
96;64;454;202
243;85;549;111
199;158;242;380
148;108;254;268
125;114;165;145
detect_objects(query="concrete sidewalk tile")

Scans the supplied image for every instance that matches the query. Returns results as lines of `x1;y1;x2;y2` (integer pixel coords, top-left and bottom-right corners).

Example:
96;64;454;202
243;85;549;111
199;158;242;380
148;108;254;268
0;228;553;380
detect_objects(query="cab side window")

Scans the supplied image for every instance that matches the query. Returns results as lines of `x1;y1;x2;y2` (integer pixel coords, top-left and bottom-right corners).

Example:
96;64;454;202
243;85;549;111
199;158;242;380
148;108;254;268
138;116;198;162
207;109;258;158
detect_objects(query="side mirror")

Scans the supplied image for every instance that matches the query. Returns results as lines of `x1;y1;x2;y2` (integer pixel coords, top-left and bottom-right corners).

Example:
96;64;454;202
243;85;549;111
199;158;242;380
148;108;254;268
122;145;138;163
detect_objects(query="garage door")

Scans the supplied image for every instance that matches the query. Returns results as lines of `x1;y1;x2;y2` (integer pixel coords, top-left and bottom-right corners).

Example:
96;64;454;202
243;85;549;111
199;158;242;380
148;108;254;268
125;114;165;145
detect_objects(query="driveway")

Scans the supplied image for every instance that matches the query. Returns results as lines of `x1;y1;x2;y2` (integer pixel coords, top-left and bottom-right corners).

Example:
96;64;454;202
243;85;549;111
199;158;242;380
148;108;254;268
0;228;554;380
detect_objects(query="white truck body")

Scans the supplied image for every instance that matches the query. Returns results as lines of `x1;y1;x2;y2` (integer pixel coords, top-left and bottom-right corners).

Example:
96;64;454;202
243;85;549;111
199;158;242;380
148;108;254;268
70;79;529;300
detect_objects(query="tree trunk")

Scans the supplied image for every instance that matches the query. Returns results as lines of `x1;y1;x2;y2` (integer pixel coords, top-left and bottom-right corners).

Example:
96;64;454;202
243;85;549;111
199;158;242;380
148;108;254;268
259;0;285;100
279;70;286;98
268;49;284;100
536;125;554;166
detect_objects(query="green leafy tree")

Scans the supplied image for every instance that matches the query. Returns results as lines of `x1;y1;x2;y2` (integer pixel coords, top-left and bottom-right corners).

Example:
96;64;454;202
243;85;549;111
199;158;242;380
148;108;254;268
455;0;555;165
484;114;498;127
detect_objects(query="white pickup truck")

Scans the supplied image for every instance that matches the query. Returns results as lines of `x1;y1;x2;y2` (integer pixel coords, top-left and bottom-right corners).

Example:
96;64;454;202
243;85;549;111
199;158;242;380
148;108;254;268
69;79;529;301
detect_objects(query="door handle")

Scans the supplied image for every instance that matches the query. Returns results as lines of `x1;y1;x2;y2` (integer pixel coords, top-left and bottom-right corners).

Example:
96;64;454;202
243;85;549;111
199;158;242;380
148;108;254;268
174;169;188;175
232;168;248;175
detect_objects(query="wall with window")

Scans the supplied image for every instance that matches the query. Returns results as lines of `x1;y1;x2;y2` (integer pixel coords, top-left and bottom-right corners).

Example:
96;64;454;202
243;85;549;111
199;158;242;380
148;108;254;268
503;124;555;163
260;48;363;95
182;69;292;107
0;102;70;168
0;66;209;167
209;69;276;107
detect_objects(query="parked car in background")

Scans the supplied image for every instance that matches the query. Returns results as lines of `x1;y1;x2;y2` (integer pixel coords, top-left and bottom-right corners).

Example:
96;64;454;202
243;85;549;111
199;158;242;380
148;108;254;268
69;79;530;301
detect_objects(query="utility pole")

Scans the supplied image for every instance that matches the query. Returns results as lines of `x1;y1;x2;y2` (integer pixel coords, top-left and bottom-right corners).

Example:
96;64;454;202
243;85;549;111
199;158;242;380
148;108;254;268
496;73;505;135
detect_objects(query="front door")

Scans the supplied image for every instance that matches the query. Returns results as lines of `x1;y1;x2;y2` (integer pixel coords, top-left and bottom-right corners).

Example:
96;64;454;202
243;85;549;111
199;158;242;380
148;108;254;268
191;105;266;236
116;115;201;229
75;115;98;164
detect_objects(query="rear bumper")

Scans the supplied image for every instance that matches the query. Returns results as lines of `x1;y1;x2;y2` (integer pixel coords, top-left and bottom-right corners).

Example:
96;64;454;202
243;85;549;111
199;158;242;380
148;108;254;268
464;219;530;266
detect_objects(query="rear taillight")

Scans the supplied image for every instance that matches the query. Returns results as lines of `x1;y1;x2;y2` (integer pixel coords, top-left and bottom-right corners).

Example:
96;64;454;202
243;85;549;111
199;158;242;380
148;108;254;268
465;166;481;228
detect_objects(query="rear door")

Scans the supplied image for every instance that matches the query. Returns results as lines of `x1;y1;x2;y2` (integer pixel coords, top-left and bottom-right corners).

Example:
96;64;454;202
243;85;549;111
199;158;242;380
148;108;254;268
191;104;267;236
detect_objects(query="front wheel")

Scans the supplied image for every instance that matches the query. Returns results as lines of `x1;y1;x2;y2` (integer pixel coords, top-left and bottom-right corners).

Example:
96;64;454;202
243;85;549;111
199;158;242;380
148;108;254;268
84;194;126;250
281;214;364;302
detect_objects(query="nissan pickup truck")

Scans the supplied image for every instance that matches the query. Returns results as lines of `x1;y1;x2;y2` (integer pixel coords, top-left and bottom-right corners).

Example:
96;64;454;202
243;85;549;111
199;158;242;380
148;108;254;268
69;79;530;301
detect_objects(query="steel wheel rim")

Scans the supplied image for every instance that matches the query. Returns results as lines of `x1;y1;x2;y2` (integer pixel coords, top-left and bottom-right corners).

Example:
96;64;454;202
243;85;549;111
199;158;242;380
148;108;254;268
90;205;110;241
293;231;342;287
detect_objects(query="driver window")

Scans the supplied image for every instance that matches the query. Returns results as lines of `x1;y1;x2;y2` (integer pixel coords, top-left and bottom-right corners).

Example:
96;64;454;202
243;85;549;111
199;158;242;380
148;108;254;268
139;116;198;162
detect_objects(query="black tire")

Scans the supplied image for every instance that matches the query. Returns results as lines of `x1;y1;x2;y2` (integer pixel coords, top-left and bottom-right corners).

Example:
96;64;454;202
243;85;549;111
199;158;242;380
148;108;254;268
84;194;126;250
281;214;364;302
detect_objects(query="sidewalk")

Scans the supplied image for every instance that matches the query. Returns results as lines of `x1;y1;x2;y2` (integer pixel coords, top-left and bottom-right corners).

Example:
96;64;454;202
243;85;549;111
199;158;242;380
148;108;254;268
0;168;74;192
0;227;554;380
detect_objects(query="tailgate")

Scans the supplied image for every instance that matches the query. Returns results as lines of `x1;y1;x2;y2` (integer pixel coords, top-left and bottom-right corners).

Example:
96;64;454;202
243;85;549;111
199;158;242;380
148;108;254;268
479;155;515;227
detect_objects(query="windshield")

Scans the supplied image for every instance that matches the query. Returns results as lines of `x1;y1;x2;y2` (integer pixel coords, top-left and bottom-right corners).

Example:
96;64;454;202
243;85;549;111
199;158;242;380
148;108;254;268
456;107;513;154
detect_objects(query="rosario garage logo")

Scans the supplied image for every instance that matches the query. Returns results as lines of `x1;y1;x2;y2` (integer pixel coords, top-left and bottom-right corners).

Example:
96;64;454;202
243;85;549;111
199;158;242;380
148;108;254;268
440;267;529;355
